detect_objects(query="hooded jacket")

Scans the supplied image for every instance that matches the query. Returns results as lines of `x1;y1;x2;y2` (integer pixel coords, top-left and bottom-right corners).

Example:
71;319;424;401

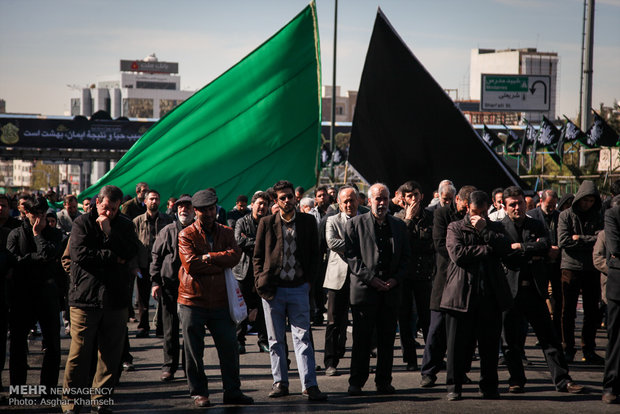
557;180;603;271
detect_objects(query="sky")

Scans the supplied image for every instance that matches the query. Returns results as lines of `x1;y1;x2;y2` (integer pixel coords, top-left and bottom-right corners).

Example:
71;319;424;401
1;0;619;119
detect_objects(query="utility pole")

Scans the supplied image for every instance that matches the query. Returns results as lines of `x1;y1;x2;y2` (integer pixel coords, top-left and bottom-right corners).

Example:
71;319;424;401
330;0;338;182
580;0;595;167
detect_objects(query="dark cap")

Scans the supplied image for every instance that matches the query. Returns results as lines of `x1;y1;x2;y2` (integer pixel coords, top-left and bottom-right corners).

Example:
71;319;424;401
192;190;217;208
175;195;192;206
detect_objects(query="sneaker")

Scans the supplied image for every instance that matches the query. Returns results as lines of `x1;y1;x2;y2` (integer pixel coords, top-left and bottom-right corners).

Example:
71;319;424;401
268;383;289;398
325;366;338;376
302;385;327;401
420;375;436;388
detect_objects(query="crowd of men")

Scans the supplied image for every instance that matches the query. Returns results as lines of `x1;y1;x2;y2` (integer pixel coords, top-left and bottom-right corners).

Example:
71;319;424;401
0;176;619;413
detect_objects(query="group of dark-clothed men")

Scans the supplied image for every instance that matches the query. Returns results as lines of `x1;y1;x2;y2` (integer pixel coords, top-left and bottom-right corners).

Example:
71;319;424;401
1;176;620;413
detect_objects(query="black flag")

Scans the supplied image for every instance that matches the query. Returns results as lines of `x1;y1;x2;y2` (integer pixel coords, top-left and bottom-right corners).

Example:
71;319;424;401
482;125;503;148
348;8;527;199
538;116;561;148
502;123;521;154
587;111;619;147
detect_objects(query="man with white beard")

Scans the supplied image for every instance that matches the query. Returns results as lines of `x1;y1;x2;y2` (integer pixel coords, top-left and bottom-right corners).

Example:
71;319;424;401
150;195;194;381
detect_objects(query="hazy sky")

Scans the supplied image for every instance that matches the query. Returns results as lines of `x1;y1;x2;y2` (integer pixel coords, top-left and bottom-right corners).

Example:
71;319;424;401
1;0;618;118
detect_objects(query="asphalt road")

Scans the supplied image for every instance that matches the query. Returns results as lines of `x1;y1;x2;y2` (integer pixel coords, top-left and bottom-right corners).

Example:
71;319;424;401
1;307;615;413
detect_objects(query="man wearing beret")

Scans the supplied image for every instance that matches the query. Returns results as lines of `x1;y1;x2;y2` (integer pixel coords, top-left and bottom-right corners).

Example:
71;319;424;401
177;189;253;407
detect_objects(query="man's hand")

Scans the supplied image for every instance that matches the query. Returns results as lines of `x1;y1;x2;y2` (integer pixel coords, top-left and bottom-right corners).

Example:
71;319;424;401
404;201;421;220
470;215;487;231
511;243;522;250
151;285;161;300
548;245;560;259
369;277;387;291
201;253;211;263
572;234;580;241
385;278;398;290
32;216;45;236
96;214;112;236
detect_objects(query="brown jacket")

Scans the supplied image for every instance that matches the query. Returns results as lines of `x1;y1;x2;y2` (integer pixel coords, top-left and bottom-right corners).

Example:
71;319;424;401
177;220;241;309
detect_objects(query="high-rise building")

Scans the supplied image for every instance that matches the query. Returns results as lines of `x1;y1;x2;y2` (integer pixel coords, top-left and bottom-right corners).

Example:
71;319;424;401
470;48;559;123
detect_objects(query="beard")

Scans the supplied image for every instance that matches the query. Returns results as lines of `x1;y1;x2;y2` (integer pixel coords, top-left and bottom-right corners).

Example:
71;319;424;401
178;212;194;226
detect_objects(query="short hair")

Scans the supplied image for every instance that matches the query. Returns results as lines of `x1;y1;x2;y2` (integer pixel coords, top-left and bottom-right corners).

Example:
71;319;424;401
457;185;477;202
98;185;124;203
146;189;160;197
369;183;390;199
300;197;315;208
0;194;10;205
503;186;524;200
168;196;178;203
295;186;305;194
337;185;359;202
399;180;423;194
273;180;294;194
612;180;620;197
63;194;77;205
251;191;270;204
438;182;456;196
541;189;558;201
135;182;148;192
18;192;33;202
315;185;329;195
612;195;620;208
468;190;489;207
23;196;48;213
236;194;248;204
491;188;504;199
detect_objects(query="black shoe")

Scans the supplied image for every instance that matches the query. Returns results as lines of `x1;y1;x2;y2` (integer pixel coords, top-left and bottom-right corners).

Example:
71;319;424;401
348;385;363;396
376;384;396;395
462;374;473;384
268;383;289;398
135;329;148;338
480;390;500;399
238;342;246;355
406;362;419;371
420;375;436;388
223;392;254;405
160;371;174;381
447;392;461;401
582;351;605;365
303;385;327;401
122;362;135;372
498;356;506;365
564;349;576;362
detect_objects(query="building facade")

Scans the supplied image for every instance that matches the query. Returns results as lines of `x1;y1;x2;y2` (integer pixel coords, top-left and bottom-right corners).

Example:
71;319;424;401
322;86;357;123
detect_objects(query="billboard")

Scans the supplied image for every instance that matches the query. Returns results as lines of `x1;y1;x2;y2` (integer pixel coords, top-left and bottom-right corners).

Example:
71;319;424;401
120;59;178;74
481;74;551;112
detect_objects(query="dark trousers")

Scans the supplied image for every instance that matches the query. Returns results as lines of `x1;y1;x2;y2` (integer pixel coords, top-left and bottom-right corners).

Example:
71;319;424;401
399;279;431;364
9;287;60;389
310;261;327;321
561;269;602;353
503;285;571;389
161;283;180;373
604;284;620;395
547;262;562;339
446;298;501;394
349;299;398;388
421;310;447;377
136;267;152;332
236;275;267;347
324;284;349;369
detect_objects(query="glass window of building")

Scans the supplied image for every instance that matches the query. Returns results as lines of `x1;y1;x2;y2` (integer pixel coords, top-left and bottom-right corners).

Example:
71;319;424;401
160;99;183;117
123;98;154;118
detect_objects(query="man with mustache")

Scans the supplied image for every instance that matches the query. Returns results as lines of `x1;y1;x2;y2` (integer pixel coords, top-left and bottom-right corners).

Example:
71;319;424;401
150;195;194;382
345;183;410;395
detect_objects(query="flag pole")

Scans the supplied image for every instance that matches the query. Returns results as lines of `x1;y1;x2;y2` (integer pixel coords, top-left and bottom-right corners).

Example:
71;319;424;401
329;0;338;182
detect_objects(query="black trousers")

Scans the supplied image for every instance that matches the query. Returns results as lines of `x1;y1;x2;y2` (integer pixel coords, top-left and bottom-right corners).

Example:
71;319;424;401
324;284;349;369
349;297;398;388
161;282;180;373
561;269;601;353
446;298;501;394
398;278;431;364
421;310;447;377
9;285;60;389
136;267;152;332
604;290;620;395
236;275;267;347
503;284;571;389
547;262;562;339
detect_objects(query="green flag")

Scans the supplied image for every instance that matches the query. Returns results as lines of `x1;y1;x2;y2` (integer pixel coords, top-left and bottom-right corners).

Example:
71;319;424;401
79;3;322;209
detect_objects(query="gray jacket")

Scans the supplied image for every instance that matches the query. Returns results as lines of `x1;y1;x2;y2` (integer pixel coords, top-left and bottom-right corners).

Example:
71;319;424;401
150;220;184;287
323;212;351;290
233;213;259;281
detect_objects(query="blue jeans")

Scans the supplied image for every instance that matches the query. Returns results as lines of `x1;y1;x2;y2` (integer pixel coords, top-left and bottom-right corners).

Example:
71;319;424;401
178;305;240;397
262;284;317;390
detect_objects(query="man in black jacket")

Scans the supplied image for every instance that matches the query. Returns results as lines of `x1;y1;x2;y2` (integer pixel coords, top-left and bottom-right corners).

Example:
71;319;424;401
501;186;583;394
442;191;512;401
603;203;620;404
233;191;270;354
558;180;604;363
7;196;64;391
150;195;194;381
420;185;475;387
62;185;139;413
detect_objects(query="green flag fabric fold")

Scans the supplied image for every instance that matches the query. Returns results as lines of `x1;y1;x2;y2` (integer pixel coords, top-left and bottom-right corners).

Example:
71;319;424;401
79;3;322;209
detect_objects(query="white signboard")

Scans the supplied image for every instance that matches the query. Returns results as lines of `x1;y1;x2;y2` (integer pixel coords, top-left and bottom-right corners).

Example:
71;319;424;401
481;74;551;112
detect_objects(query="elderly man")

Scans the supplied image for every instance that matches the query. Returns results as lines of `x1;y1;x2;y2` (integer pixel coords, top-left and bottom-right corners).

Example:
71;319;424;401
253;180;327;401
150;195;194;381
323;185;359;376
426;180;456;213
345;183;410;396
501;186;583;394
62;185;139;413
57;194;81;235
121;182;149;220
132;190;172;338
177;189;253;407
233;191;271;354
